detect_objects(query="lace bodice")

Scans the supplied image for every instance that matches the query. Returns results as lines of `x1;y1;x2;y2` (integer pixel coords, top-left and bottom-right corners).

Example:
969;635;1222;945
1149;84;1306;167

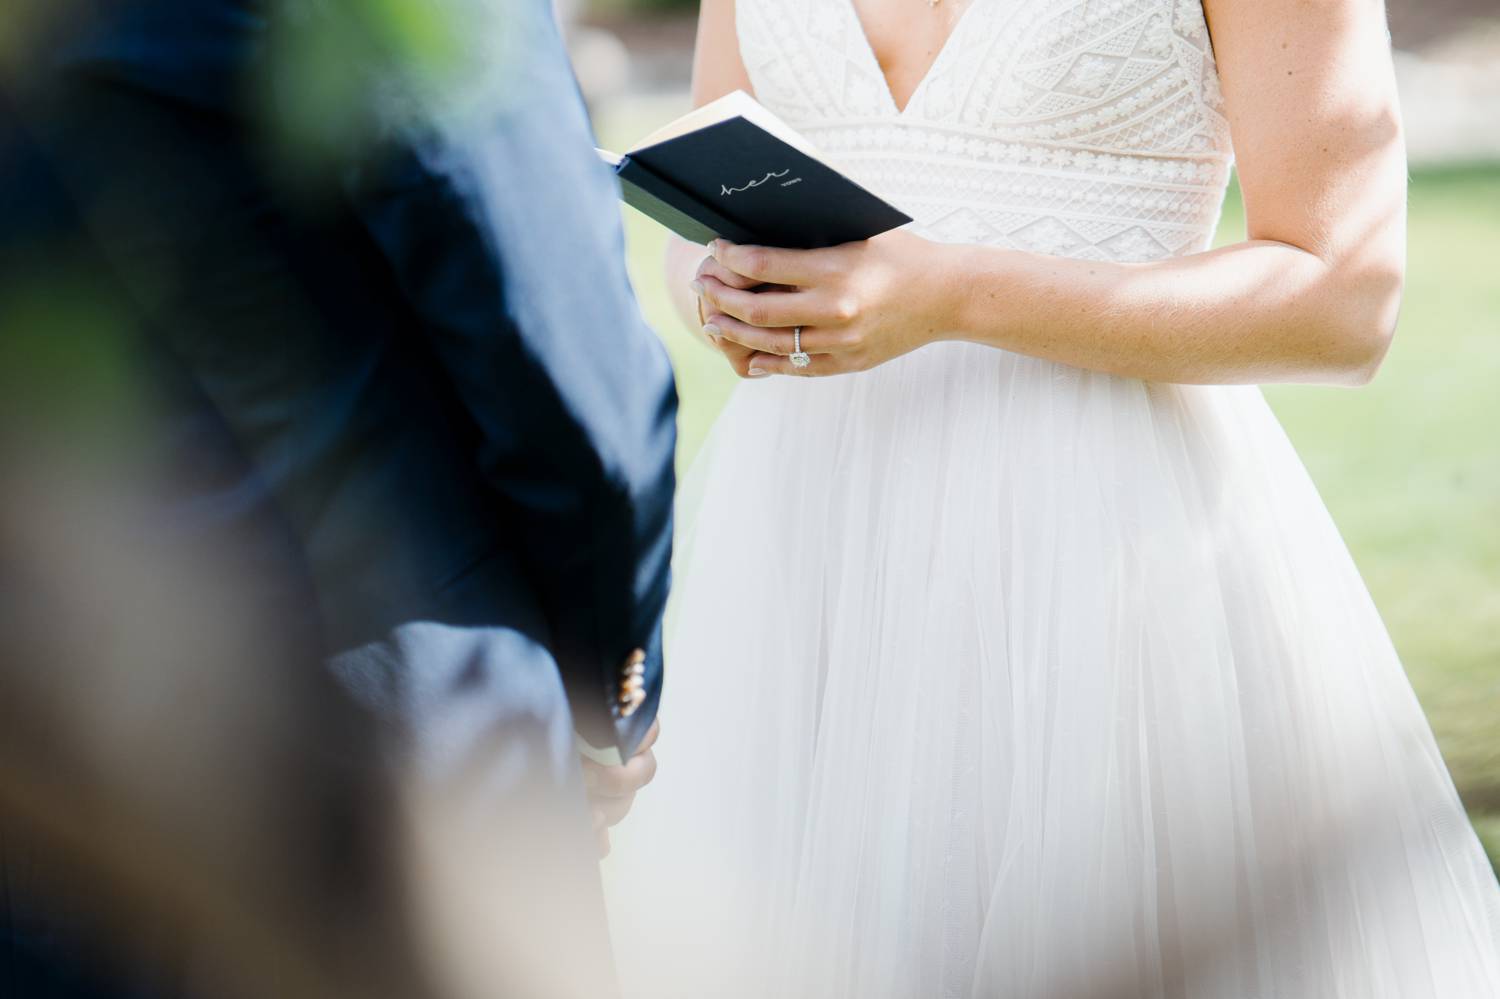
736;0;1234;261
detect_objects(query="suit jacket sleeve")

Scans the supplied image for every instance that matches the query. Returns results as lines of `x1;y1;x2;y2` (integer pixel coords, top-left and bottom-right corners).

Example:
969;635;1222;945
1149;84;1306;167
337;2;677;757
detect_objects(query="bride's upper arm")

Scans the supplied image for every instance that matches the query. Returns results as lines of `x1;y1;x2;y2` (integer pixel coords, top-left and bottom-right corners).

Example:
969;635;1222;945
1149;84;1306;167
692;0;754;107
1203;0;1406;317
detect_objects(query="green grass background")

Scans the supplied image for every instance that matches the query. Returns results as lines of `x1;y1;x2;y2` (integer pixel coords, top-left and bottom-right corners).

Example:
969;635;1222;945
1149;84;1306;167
605;97;1500;870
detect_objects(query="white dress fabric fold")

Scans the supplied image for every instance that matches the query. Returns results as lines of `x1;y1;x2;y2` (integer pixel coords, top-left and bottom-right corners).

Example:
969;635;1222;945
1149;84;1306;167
606;1;1500;995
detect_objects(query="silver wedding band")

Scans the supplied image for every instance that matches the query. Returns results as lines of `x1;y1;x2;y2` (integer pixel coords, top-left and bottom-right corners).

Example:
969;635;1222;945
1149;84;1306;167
790;327;811;369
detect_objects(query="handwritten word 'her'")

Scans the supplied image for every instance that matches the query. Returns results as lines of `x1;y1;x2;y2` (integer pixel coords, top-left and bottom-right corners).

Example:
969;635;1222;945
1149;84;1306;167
721;169;792;196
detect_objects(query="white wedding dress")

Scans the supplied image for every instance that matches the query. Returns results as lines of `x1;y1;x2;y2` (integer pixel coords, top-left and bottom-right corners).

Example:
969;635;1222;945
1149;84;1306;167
604;1;1500;996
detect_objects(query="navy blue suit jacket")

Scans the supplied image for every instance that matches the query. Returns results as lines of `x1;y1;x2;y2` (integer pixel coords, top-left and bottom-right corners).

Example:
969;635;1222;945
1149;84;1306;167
14;0;677;757
2;1;673;994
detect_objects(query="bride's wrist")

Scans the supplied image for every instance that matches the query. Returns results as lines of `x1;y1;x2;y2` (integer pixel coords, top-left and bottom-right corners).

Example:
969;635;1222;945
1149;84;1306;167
934;243;1026;349
918;241;988;346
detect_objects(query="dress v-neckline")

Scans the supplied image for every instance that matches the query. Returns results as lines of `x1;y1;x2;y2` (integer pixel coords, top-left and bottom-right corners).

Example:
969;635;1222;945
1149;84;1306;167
842;0;987;116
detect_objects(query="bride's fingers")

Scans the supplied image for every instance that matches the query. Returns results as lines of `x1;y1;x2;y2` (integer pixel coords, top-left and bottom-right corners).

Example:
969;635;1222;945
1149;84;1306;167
700;332;762;380
711;240;833;288
702;312;838;355
695;274;808;329
746;350;850;378
693;254;759;291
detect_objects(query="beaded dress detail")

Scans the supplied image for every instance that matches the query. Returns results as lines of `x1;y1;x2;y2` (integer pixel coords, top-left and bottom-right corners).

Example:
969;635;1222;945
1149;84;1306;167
740;0;1232;260
606;2;1500;996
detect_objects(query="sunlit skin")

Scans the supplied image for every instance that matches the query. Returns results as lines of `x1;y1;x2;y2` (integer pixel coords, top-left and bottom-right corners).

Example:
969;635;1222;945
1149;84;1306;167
668;0;1407;386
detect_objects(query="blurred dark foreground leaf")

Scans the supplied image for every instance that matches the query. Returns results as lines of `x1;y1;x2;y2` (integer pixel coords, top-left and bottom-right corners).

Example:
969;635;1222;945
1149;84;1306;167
0;260;151;462
262;0;519;180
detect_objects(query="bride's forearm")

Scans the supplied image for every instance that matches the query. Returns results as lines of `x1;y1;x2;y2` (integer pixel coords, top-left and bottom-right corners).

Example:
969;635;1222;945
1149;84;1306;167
940;238;1403;386
699;222;1402;386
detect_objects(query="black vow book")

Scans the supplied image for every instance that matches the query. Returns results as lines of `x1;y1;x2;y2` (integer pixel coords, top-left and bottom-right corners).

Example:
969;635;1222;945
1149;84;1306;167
599;91;911;249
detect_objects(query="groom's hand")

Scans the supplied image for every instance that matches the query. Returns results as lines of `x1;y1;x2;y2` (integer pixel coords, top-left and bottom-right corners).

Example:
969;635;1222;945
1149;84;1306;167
581;720;660;858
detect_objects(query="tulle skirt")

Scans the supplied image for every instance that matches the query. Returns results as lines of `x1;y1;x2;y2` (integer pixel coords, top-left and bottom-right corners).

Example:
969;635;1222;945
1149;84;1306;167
604;340;1500;998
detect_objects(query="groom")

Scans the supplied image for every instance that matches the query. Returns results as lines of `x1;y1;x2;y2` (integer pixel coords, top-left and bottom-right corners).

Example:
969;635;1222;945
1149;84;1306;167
2;0;674;995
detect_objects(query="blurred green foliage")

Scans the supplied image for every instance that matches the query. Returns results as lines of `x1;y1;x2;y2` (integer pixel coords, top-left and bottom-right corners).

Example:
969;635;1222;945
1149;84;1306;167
0;262;152;463
262;0;465;176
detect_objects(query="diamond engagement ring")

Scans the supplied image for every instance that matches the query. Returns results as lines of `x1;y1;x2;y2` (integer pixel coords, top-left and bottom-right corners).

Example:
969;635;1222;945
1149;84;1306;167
790;327;811;368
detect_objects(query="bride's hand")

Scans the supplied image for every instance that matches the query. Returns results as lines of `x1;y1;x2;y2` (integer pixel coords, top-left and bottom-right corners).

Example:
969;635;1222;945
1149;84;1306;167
694;230;957;377
690;254;763;379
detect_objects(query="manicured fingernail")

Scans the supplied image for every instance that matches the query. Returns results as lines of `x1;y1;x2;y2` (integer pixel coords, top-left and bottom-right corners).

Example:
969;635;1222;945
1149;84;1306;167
747;365;769;378
689;280;704;295
702;323;721;337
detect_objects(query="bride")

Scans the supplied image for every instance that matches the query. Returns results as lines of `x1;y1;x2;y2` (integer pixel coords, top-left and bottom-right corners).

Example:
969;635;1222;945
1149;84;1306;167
604;0;1500;995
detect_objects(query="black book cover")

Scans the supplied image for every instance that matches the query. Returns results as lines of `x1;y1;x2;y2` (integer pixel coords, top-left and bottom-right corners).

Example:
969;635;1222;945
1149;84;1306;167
611;116;911;249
